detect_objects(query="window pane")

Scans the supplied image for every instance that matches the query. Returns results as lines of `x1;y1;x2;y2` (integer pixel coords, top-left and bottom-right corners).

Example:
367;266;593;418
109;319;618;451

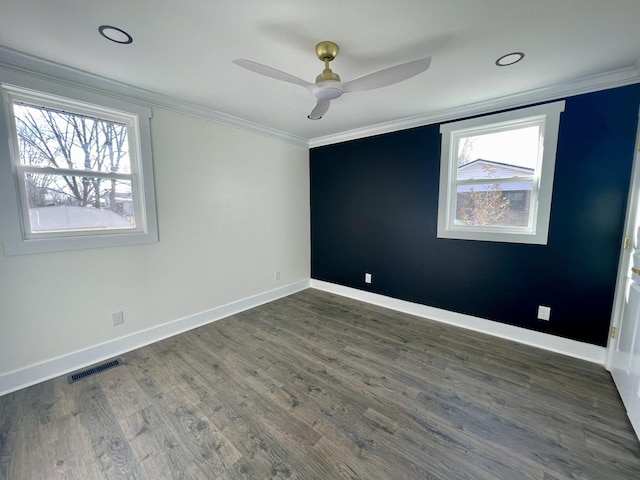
457;125;540;175
24;172;136;232
13;102;131;173
438;101;564;244
456;181;533;227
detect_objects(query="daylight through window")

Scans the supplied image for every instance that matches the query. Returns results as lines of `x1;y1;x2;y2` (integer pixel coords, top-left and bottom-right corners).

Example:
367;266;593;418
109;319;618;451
437;101;565;244
0;80;158;255
13;101;138;235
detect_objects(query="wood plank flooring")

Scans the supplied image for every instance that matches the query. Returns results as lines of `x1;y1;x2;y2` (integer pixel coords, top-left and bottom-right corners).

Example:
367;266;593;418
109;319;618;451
1;288;639;479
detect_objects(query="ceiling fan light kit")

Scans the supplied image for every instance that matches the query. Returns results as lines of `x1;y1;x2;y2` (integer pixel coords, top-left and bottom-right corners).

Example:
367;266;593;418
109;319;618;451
233;41;431;120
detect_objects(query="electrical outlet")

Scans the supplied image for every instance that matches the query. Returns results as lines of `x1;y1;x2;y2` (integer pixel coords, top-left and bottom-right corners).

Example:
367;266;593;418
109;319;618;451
274;271;281;281
365;273;372;284
537;305;551;321
112;311;124;326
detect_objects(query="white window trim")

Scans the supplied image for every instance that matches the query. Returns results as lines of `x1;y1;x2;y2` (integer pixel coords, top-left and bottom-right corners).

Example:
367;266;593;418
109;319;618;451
0;68;158;255
437;101;565;245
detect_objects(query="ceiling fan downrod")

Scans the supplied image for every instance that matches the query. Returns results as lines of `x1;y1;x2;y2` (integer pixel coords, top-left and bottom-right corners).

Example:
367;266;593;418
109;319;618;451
315;41;341;83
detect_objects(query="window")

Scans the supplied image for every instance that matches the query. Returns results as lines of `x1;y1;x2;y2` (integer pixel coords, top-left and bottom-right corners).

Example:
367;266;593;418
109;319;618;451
0;75;158;255
437;101;564;244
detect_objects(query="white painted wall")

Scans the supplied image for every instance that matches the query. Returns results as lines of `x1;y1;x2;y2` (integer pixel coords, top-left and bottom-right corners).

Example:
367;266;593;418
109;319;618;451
0;106;310;378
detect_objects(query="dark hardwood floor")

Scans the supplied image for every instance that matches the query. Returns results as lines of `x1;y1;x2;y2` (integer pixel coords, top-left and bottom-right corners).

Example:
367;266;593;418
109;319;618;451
1;288;639;479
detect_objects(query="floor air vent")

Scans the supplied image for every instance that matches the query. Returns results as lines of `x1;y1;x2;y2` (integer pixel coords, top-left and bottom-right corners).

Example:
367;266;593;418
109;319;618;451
67;358;123;384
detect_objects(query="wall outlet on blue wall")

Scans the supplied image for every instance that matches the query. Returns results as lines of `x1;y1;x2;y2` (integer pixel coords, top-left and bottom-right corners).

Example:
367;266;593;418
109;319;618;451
365;273;372;284
537;306;551;321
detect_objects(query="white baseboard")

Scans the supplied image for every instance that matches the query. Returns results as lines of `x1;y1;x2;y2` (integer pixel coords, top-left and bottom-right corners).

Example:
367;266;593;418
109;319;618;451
1;278;606;397
310;280;607;365
0;280;310;396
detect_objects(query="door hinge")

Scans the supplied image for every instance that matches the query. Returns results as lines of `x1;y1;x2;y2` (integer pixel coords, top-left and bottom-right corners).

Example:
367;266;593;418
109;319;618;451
611;326;617;339
624;236;631;249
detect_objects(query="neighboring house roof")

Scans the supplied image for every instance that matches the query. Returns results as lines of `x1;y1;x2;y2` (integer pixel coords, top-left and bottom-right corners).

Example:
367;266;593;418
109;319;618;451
458;159;534;177
29;206;133;232
457;159;534;193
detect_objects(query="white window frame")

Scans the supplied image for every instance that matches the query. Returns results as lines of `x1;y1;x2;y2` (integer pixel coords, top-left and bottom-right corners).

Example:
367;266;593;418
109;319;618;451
0;70;158;255
437;101;565;245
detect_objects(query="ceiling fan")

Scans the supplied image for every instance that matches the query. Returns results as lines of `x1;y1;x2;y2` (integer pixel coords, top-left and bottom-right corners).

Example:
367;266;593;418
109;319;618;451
233;41;432;120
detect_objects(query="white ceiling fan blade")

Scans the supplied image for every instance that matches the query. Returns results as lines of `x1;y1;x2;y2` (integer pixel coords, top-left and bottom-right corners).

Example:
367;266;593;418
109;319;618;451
308;99;331;120
342;57;432;92
233;59;314;90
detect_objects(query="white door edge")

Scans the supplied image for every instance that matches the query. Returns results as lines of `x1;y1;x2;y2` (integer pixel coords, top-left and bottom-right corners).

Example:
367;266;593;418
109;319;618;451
606;107;640;371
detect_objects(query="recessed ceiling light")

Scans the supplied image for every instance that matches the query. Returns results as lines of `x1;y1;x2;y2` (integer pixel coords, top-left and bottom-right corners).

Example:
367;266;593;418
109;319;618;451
495;52;524;67
98;25;133;45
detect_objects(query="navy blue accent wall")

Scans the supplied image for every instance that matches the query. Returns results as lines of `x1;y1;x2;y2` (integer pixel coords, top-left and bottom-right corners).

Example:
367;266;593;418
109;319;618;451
310;85;640;346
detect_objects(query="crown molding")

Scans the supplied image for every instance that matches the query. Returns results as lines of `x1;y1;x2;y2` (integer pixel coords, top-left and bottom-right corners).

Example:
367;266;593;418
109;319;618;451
309;61;640;148
2;46;639;151
0;46;308;148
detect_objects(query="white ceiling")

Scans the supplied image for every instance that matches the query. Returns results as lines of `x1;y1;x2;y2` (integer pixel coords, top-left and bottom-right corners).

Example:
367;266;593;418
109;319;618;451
1;0;640;144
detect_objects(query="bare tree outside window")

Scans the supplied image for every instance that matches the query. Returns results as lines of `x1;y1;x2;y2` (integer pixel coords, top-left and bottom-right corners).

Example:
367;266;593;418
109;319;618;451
457;164;511;226
13;102;136;231
457;136;477;167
